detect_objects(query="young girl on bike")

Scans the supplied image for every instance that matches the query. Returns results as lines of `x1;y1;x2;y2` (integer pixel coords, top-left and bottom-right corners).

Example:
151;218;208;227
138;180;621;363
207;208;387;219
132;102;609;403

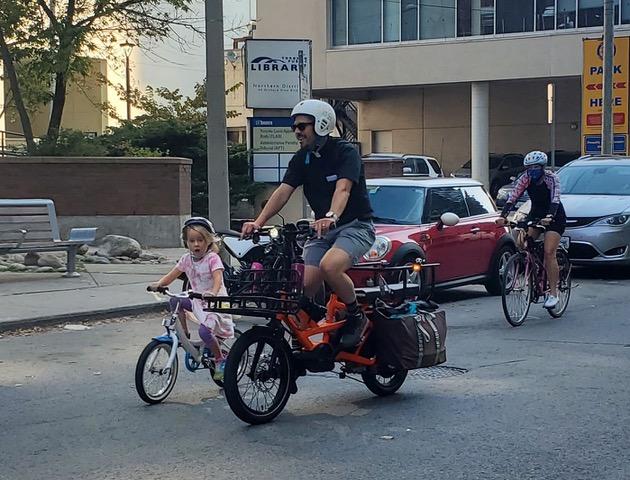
496;150;567;309
149;217;234;381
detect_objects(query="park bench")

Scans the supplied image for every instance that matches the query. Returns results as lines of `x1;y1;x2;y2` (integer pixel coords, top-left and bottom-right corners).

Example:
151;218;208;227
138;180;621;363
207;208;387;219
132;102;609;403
0;199;97;277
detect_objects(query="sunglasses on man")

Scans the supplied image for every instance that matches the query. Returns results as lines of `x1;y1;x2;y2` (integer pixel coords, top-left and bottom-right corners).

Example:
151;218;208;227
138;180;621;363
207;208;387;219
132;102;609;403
291;122;314;132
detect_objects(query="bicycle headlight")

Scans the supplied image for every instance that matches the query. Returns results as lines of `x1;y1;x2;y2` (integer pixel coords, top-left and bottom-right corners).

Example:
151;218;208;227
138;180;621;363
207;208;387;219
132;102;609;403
269;227;280;239
363;236;391;261
593;213;630;227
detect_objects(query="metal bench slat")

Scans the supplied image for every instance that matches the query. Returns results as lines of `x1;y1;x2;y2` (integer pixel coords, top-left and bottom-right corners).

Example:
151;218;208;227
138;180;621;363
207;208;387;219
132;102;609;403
0;207;50;215
0;224;52;233
0;215;53;224
1;231;55;242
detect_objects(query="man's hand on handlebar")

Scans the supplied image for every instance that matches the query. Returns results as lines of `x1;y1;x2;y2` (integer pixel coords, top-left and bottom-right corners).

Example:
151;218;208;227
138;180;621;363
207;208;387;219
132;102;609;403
495;217;507;226
313;217;335;238
147;283;162;292
540;215;553;226
241;221;261;239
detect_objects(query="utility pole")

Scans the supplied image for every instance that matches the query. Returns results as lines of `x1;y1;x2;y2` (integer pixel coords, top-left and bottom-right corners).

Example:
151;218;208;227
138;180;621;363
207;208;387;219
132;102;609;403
205;0;231;230
602;0;614;154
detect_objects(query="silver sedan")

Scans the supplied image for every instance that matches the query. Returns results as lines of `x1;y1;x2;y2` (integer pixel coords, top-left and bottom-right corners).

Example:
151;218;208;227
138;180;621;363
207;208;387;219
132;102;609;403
514;156;630;266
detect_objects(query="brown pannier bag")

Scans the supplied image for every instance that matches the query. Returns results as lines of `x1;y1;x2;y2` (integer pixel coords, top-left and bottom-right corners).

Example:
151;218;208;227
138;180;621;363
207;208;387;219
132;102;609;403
371;303;447;375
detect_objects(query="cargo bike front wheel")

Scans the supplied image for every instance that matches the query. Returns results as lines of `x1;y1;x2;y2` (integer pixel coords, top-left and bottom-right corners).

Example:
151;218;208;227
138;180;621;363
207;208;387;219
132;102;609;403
223;327;294;425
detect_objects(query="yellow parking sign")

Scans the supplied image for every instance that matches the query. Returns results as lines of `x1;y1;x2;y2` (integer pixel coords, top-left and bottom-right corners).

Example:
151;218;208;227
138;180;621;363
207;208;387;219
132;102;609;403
582;37;629;136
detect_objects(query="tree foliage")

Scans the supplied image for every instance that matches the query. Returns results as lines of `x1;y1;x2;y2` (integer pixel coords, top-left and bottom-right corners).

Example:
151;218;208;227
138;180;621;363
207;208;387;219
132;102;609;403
33;81;264;218
0;0;194;152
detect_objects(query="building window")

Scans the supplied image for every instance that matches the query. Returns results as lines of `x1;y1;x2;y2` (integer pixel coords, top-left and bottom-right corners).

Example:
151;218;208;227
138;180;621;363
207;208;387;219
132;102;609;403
536;0;556;30
623;0;630;23
457;0;495;37
402;0;419;40
348;0;381;44
496;0;534;33
578;0;620;27
332;0;347;46
557;0;577;28
384;0;401;42
420;0;455;39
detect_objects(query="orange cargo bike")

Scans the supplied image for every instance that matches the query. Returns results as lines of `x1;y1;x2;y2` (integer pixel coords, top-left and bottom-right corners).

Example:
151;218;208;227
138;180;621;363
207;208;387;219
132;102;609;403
200;222;439;425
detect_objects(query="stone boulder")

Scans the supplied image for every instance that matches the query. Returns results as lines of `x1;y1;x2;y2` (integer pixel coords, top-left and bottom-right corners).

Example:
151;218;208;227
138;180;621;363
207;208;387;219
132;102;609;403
24;252;40;266
37;253;64;269
94;235;142;259
4;253;25;264
83;255;111;264
7;263;27;272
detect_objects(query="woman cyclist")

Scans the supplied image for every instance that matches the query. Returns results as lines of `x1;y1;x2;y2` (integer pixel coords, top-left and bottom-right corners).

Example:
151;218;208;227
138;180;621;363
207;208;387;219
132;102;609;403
496;150;567;309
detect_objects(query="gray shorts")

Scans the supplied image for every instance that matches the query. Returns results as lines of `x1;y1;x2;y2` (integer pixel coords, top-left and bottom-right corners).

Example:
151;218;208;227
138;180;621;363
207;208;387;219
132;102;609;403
303;219;376;267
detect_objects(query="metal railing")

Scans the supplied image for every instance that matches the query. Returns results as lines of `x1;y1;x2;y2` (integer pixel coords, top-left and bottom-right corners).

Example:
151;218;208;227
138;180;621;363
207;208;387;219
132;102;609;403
0;130;28;156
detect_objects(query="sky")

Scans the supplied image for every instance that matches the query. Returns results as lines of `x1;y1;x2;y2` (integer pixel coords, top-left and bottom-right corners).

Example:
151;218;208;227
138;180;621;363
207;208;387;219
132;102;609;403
134;0;255;96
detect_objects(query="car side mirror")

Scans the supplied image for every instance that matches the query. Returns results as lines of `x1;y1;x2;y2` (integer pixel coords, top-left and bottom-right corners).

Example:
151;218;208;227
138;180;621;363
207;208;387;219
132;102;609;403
436;212;460;230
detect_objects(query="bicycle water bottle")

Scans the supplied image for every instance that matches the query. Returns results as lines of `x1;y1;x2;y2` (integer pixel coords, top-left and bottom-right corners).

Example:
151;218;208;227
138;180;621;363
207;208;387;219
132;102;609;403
251;261;263;292
291;262;304;293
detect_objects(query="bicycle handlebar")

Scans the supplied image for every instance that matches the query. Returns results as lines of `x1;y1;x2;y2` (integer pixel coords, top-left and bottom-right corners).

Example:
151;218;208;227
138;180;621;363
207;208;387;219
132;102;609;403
506;219;547;231
146;286;197;299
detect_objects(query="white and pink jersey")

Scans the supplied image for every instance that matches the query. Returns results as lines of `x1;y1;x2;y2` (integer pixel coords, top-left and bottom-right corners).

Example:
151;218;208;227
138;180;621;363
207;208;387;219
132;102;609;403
176;252;234;338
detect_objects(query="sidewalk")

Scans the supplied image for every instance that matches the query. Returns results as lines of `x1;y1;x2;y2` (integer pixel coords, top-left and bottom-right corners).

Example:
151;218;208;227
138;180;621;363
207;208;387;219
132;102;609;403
0;248;186;332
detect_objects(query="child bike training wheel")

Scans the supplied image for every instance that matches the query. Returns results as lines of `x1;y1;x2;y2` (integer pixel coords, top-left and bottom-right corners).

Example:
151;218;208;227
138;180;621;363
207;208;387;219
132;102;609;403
135;340;179;404
223;328;293;425
548;249;572;319
501;253;533;327
361;371;408;396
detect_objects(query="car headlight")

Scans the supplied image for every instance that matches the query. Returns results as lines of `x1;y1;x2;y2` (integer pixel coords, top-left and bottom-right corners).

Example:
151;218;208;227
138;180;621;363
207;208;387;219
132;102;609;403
363;236;391;261
593;213;630;226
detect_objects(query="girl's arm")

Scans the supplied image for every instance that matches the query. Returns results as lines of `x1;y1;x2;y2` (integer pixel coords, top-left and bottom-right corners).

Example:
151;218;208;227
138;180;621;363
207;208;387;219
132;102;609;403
149;266;183;290
205;268;224;296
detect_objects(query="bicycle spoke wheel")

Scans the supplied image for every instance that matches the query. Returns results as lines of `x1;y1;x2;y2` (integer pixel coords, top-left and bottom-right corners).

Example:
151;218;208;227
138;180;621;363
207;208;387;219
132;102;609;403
548;250;572;318
135;340;178;404
501;253;532;327
223;328;293;425
362;370;408;396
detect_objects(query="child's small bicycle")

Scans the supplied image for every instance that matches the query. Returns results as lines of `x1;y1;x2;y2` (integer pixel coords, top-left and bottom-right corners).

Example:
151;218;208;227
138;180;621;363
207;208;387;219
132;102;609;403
135;287;242;404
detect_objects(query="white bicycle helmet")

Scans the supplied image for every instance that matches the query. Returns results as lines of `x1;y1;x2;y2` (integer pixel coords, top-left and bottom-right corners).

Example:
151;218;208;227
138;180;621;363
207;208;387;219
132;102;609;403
523;150;548;166
290;99;336;136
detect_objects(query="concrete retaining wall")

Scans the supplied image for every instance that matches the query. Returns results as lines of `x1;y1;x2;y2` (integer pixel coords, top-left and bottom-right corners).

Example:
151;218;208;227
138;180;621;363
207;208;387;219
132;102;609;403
0;156;192;247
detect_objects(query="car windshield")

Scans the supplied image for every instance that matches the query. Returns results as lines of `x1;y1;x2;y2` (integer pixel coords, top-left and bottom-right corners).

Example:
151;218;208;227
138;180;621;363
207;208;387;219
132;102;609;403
559;164;630;195
367;185;425;225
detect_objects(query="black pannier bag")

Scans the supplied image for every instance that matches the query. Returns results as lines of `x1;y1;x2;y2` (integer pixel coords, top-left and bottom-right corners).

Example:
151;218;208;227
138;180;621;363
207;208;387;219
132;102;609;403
371;301;447;374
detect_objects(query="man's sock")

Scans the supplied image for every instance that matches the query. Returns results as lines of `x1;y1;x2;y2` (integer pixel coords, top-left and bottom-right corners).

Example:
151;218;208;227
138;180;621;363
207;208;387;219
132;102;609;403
346;300;360;319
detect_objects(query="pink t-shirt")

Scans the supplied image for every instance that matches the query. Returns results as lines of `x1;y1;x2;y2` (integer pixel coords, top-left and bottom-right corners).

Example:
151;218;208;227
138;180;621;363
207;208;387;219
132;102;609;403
176;252;233;337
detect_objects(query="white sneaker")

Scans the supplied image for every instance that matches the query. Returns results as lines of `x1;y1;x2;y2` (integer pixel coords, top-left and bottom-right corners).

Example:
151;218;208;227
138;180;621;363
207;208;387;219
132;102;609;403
544;295;559;309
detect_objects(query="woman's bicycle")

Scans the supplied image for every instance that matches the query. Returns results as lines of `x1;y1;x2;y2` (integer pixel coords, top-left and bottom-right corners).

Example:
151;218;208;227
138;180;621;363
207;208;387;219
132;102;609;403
202;222;438;425
500;220;572;326
135;288;242;404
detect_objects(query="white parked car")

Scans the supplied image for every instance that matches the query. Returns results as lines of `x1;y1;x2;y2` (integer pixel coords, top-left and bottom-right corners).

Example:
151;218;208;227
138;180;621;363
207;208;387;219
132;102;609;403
362;153;443;178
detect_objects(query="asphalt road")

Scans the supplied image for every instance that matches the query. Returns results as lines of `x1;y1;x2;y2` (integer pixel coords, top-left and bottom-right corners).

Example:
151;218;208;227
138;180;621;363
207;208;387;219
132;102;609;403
1;267;629;480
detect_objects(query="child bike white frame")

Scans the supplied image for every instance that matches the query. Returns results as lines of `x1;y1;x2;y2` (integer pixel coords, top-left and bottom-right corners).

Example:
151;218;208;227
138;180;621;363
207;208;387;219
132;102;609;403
135;287;239;404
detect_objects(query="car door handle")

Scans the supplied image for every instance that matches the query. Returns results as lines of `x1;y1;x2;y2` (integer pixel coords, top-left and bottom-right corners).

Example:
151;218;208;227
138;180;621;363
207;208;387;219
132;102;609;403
470;227;480;233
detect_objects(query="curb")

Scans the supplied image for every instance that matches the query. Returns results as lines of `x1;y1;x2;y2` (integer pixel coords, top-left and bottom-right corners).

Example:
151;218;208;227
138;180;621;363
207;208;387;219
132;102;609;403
0;301;169;333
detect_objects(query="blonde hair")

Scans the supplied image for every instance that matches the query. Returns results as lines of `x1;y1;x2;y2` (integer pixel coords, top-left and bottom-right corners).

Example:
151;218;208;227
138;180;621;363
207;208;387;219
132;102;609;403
184;225;220;253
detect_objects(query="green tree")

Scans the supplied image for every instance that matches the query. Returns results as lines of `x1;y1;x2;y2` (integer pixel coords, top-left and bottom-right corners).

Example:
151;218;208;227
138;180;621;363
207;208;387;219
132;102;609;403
101;82;263;217
0;0;194;152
